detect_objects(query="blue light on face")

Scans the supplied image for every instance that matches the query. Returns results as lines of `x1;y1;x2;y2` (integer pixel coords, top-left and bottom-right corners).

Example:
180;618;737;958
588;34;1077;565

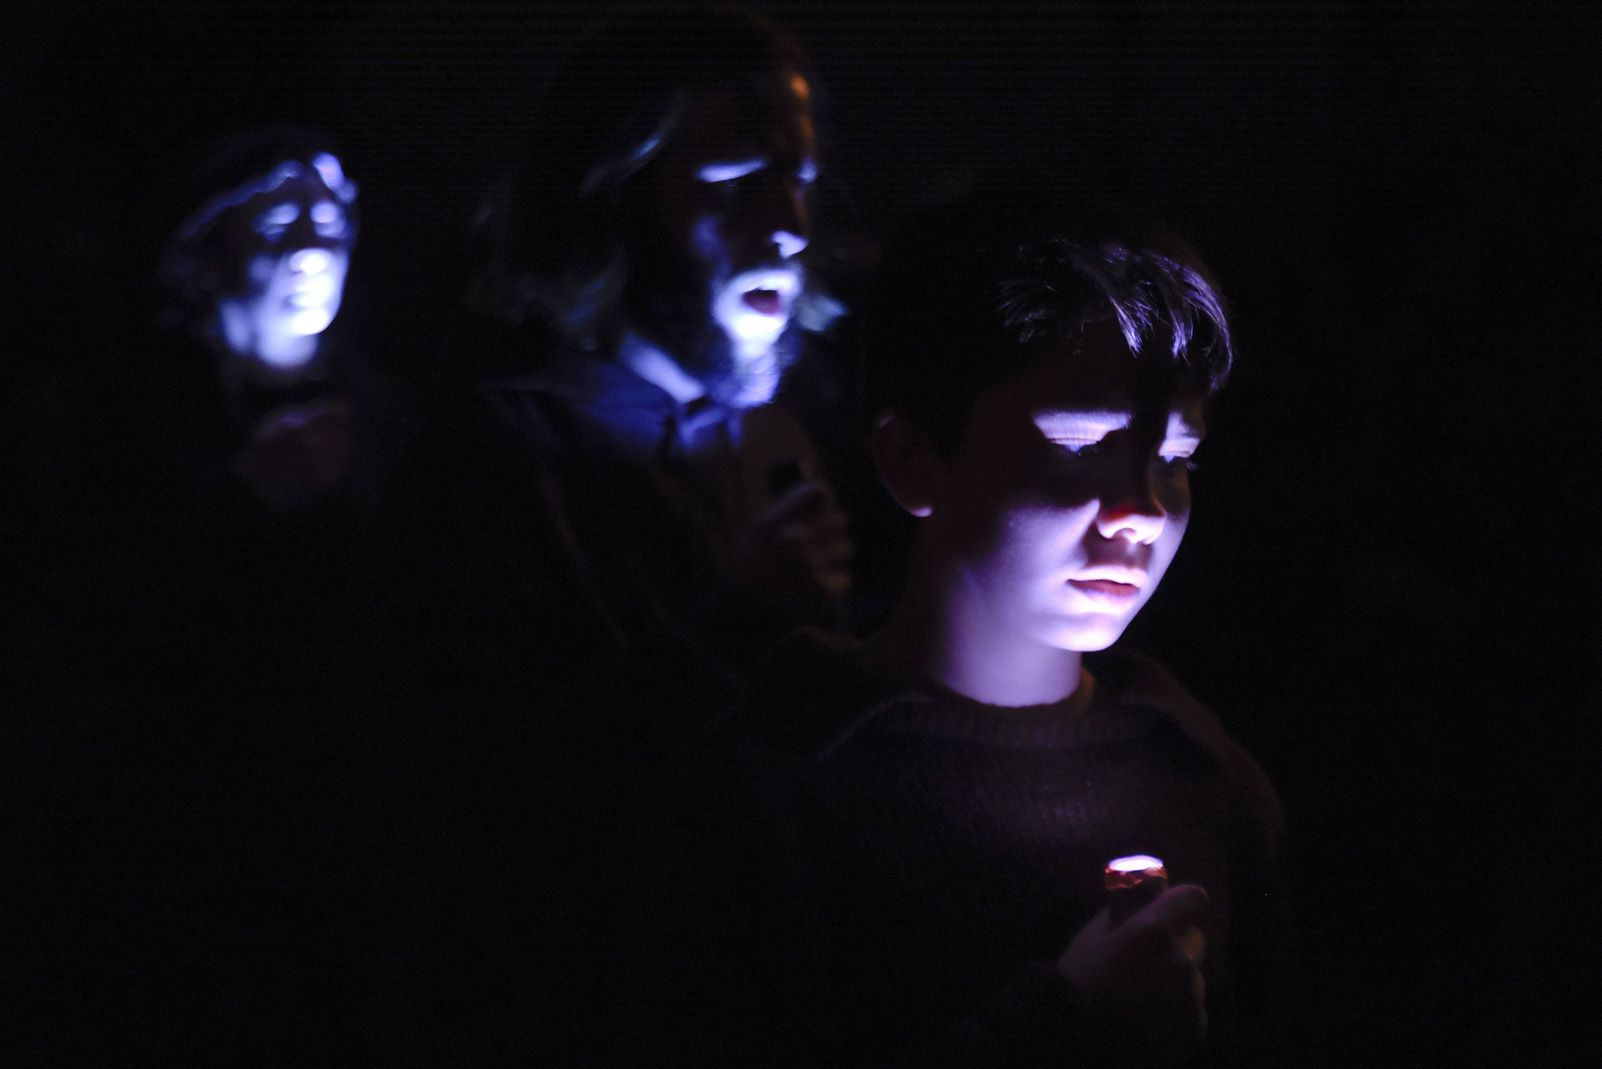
175;154;357;252
249;195;349;251
253;202;301;241
311;202;350;240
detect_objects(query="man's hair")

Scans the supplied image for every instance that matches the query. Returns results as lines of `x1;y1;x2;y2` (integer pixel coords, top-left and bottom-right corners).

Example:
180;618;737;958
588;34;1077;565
470;2;811;343
863;191;1235;457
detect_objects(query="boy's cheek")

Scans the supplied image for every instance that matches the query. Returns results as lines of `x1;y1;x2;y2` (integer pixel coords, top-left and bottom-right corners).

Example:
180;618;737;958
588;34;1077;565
1157;475;1193;515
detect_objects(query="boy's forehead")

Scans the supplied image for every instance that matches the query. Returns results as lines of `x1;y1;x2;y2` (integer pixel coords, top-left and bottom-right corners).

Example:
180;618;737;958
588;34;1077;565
1004;319;1209;429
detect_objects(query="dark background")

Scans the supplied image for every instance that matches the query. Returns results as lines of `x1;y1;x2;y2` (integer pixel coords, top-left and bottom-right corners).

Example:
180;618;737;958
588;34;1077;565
6;0;1599;1058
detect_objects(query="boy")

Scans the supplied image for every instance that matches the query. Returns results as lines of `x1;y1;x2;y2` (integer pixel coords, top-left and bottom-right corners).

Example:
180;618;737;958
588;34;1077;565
664;195;1301;1063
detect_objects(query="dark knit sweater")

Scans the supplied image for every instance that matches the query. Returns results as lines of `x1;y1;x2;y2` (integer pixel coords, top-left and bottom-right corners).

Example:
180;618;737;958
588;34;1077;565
661;630;1302;1065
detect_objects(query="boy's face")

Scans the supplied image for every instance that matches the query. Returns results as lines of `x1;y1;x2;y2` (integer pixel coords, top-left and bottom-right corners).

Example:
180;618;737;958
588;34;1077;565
927;319;1206;652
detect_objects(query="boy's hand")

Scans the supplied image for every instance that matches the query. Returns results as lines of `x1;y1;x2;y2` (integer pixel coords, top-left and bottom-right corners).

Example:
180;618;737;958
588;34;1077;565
734;479;853;616
1056;884;1210;1061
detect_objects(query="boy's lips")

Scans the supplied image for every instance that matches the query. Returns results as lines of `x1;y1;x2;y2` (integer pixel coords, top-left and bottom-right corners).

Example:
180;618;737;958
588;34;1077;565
1073;565;1148;587
1067;578;1141;602
1067;566;1148;603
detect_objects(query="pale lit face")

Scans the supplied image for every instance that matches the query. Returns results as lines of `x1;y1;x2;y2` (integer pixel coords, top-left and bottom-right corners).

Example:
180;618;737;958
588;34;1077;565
211;156;355;368
627;71;817;406
927;321;1206;653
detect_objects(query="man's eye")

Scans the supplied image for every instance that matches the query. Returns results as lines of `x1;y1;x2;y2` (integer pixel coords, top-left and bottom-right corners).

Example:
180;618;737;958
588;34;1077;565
253;205;299;241
311;203;347;238
1157;455;1198;476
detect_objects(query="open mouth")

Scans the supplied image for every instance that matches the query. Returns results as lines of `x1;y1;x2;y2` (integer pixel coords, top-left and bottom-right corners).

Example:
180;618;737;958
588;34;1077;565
741;288;785;316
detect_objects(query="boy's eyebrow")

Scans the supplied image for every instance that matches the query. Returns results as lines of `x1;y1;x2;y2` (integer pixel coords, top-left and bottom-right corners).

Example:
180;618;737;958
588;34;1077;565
1033;410;1133;436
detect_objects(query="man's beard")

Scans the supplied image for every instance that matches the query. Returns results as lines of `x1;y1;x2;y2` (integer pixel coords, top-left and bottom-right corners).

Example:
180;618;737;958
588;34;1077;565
626;279;803;409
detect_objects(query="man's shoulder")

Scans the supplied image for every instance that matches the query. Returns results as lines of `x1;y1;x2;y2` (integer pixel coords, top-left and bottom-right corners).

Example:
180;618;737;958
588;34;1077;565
398;354;599;470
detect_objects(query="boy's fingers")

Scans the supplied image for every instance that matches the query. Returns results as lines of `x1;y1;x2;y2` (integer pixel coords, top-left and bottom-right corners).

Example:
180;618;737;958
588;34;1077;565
1178;926;1207;964
1136;883;1210;935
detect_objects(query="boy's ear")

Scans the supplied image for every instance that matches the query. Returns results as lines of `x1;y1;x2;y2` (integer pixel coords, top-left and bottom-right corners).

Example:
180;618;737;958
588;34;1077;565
870;410;940;519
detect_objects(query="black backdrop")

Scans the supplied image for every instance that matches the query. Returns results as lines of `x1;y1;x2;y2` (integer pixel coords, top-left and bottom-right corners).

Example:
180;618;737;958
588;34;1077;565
6;0;1600;1058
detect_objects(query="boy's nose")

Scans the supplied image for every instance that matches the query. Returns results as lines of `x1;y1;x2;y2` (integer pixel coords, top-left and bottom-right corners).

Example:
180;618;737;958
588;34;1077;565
1096;504;1167;545
1095;474;1168;544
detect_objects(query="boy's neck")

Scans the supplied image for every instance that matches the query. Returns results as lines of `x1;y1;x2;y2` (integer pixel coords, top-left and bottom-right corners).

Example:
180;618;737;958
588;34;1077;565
868;558;1085;709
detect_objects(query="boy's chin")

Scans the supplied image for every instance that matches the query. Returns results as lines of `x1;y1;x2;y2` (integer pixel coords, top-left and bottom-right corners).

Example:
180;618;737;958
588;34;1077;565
1045;617;1132;653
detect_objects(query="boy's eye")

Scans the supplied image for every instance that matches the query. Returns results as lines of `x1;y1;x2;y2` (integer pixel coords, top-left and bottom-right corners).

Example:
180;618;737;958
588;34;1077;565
1157;454;1198;476
1052;440;1104;460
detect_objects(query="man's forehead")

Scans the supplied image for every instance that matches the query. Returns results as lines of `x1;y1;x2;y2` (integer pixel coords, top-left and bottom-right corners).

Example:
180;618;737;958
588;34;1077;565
180;154;354;244
668;71;815;161
250;170;336;203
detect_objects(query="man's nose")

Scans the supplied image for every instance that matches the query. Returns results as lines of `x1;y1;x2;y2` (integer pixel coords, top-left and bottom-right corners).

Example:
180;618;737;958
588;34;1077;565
286;247;333;275
284;212;343;257
759;176;809;260
772;225;807;260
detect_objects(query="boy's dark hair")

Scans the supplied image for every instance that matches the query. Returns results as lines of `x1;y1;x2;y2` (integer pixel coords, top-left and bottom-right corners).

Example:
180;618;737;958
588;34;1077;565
863;192;1235;457
471;2;813;341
